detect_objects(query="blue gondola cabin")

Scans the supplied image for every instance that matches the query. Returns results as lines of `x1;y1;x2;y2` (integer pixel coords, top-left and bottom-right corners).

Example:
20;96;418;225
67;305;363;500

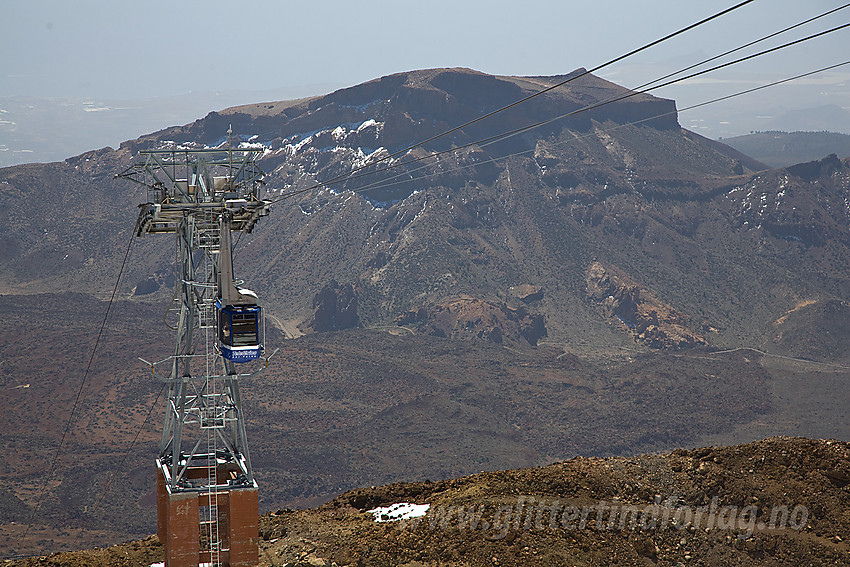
218;302;263;362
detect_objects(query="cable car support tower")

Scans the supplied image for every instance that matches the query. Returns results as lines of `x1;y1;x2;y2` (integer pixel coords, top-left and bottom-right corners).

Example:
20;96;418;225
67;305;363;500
118;135;270;567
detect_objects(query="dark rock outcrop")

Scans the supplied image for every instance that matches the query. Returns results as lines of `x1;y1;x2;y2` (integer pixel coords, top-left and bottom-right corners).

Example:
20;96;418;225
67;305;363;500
586;261;706;349
510;284;544;303
310;280;360;332
396;295;546;347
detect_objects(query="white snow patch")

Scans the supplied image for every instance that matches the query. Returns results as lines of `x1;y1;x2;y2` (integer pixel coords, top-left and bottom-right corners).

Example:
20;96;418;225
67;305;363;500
238;141;266;151
412;193;428;222
352;146;389;169
368;502;430;522
293;136;313;152
365;147;387;161
357;119;378;133
332;125;347;141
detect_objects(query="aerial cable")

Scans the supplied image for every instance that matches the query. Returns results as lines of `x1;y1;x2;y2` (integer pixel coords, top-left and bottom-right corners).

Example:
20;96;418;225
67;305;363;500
341;20;850;196
278;18;850;198
265;0;757;204
269;10;848;202
85;381;167;520
23;229;136;539
358;59;850;194
677;59;850;116
347;59;850;195
626;3;850;97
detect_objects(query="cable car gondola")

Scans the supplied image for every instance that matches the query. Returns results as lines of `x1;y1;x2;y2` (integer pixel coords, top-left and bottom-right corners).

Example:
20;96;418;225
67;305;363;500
217;210;263;363
217;301;262;362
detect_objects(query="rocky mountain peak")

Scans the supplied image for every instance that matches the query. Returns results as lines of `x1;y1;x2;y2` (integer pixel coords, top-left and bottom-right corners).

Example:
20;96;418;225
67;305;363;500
4;67;850;560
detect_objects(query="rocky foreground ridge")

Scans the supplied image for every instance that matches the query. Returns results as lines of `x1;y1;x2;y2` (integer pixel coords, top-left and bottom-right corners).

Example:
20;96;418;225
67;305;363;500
10;437;850;566
4;68;850;559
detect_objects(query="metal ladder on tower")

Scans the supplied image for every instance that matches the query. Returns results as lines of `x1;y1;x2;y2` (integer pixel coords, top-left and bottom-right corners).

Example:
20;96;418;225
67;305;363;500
196;212;221;332
199;231;223;566
200;370;224;566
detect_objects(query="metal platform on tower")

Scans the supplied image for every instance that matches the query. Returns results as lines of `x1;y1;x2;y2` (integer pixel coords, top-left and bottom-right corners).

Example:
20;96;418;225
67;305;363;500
118;137;270;567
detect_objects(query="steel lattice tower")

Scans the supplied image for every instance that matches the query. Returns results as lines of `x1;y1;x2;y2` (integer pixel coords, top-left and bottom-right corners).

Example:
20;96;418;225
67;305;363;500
118;139;270;567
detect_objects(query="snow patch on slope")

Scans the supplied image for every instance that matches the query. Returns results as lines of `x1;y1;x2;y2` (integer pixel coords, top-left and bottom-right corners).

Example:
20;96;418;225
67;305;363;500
367;502;430;522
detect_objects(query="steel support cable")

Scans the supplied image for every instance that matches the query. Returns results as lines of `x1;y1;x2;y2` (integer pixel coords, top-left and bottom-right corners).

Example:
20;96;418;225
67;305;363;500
345;60;850;195
343;21;850;195
627;3;850;95
271;13;850;203
342;21;850;194
84;381;167;522
23;229;137;539
265;0;757;205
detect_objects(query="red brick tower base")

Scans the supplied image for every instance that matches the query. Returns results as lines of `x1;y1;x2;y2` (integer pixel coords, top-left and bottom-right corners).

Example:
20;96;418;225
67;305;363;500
157;466;258;567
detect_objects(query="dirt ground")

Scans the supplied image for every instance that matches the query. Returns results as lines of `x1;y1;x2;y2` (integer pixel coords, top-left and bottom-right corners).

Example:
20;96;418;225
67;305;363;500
9;437;850;567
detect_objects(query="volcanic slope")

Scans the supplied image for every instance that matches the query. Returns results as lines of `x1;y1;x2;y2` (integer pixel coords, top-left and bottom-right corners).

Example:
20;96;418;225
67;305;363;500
5;69;850;356
3;295;850;558
8;437;850;567
0;66;792;352
5;68;850;557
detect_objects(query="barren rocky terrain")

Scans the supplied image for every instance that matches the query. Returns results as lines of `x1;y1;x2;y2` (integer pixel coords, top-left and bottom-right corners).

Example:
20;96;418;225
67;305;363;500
3;68;850;561
9;437;850;566
2;294;849;560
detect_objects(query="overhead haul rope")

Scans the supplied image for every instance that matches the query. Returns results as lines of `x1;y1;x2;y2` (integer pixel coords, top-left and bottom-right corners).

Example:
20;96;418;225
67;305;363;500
347;21;850;197
23;229;136;539
349;60;850;195
330;20;850;196
348;3;850;194
85;381;167;520
268;9;848;203
263;0;757;205
620;3;850;99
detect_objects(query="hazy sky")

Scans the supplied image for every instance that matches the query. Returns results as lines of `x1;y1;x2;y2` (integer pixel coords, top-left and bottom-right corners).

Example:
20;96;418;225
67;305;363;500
1;0;848;165
4;0;848;100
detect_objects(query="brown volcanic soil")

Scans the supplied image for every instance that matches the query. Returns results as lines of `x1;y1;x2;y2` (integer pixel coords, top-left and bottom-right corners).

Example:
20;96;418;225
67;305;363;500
257;437;850;567
0;294;170;556
5;293;850;559
5;68;850;560
395;295;547;346
9;438;850;566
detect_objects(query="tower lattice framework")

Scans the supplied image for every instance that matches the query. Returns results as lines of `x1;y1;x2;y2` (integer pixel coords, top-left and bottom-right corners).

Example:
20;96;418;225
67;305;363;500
119;142;270;567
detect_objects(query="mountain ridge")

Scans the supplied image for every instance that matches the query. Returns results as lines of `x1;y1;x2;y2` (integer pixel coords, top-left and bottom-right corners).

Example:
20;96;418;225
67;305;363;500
722;130;850;168
3;67;850;558
7;437;850;566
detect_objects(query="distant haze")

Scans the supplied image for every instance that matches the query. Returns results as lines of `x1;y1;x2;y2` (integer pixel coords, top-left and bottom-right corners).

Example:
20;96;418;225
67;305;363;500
2;0;849;166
